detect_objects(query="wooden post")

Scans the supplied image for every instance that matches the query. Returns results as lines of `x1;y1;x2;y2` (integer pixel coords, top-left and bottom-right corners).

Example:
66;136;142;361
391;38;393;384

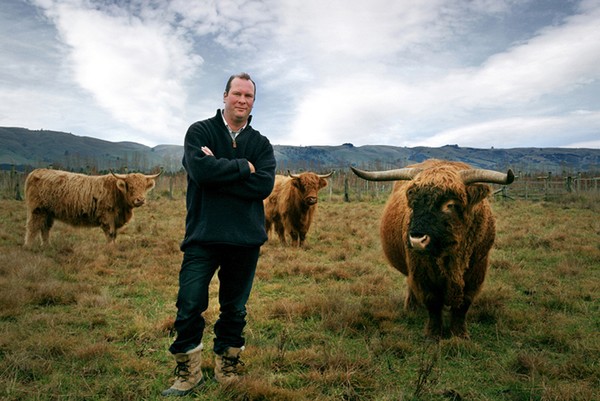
565;176;573;193
344;174;350;202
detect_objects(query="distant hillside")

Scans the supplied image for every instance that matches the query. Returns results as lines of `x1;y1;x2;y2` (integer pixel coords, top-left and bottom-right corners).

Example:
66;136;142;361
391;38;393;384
0;127;178;172
1;127;599;175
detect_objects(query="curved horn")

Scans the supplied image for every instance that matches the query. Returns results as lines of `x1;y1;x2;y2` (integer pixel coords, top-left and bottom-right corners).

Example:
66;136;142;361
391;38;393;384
460;168;515;185
110;171;127;179
145;169;162;179
110;170;162;179
350;166;421;182
288;170;335;178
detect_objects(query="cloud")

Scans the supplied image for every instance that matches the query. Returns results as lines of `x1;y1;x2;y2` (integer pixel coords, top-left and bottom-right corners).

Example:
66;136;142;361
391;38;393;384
274;0;600;147
2;0;599;149
31;0;203;145
467;4;600;104
415;111;600;148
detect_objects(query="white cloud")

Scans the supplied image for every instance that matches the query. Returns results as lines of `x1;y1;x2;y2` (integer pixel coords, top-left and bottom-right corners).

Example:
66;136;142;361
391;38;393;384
31;0;203;145
275;0;600;147
1;0;598;149
414;112;600;148
468;6;600;104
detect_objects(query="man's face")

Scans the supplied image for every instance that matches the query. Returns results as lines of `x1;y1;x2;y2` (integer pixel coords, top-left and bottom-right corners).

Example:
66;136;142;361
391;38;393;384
223;78;255;125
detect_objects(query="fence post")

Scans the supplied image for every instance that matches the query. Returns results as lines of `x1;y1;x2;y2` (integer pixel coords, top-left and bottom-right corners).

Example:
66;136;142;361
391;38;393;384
566;176;573;193
344;174;350;202
537;172;551;200
15;182;23;200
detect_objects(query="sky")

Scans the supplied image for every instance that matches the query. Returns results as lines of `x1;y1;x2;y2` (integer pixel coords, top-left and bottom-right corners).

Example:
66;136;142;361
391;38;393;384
1;0;600;149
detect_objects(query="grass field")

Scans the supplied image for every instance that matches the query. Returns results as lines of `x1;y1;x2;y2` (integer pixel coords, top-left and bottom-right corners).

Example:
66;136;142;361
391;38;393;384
0;192;598;400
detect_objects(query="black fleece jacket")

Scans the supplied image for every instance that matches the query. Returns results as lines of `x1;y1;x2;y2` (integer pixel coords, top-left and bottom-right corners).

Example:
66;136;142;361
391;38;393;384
180;110;276;250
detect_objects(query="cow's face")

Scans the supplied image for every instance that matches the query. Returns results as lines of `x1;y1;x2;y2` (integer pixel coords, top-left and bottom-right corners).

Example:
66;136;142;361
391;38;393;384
405;179;491;255
405;183;460;255
115;173;157;208
292;174;328;206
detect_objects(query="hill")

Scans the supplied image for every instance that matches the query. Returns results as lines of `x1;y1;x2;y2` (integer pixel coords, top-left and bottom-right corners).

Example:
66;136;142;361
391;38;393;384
1;127;599;174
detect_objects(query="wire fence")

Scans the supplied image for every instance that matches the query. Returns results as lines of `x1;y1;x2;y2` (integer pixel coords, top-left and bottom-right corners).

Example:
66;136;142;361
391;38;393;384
2;168;599;202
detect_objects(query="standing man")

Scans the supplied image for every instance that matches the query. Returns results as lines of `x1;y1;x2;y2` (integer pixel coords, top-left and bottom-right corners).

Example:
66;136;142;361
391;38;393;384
162;73;276;396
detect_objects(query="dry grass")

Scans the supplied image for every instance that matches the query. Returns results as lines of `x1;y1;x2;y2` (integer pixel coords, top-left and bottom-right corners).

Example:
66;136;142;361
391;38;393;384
0;194;598;400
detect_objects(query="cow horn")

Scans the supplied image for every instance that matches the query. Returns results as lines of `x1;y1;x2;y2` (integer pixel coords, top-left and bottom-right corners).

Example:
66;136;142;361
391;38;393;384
110;170;163;179
350;166;421;181
110;171;127;179
145;170;162;179
459;168;515;185
288;170;334;178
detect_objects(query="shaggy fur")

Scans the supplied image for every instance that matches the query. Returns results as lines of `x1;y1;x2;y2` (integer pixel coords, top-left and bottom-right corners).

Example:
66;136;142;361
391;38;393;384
264;172;329;247
24;169;158;247
380;159;496;338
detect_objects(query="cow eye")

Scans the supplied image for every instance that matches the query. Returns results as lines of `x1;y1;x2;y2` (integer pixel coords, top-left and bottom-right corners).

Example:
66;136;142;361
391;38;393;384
443;201;457;213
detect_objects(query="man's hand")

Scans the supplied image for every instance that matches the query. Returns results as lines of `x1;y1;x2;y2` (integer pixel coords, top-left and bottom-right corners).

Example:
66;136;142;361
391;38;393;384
203;146;255;173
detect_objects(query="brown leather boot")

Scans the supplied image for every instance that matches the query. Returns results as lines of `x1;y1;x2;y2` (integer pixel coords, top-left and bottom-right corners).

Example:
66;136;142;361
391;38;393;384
162;343;203;396
214;346;245;384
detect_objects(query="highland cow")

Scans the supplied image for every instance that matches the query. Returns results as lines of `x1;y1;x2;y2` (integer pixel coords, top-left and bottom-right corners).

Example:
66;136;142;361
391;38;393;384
351;159;514;338
24;168;160;247
264;171;333;247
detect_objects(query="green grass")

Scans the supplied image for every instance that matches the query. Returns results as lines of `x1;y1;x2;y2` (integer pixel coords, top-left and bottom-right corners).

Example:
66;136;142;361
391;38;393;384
0;195;598;400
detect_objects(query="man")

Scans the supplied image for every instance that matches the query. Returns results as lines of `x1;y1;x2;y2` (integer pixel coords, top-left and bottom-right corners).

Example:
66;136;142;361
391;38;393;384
162;73;276;396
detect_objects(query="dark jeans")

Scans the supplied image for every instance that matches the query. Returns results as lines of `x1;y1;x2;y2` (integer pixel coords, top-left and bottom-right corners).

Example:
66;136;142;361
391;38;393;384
168;244;260;355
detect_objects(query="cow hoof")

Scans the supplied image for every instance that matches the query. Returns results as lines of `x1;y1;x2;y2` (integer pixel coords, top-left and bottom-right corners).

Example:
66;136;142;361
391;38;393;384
450;328;470;339
425;324;443;340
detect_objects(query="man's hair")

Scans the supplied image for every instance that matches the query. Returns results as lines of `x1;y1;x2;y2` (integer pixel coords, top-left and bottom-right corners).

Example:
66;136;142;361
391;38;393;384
225;72;256;97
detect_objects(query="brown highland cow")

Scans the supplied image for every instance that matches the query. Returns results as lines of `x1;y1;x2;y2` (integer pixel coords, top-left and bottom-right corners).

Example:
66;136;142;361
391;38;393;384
352;159;514;338
264;171;333;247
24;168;160;247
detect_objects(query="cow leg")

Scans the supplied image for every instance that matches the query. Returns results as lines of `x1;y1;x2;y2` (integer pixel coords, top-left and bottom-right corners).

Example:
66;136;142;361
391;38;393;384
25;210;52;247
450;301;471;339
424;297;444;339
274;221;286;245
24;213;39;247
40;214;54;245
404;287;419;311
298;231;307;247
451;254;488;338
289;231;300;247
265;217;272;238
100;223;117;243
450;277;483;339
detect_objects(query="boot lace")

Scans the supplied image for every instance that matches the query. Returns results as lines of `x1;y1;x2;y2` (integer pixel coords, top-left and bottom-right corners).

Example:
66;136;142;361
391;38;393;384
173;361;191;381
222;355;245;375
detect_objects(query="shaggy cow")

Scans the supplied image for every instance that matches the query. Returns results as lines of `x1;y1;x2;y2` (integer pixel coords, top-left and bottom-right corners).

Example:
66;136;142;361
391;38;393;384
24;168;160;247
264;171;333;247
351;159;514;338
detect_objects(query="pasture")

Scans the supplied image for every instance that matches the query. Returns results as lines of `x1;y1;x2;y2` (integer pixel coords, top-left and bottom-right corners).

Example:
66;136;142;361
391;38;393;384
0;191;598;400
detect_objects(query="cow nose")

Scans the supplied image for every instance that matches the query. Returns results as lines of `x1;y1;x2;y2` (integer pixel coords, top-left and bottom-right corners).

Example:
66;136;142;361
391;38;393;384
409;234;430;251
134;198;145;207
305;197;318;205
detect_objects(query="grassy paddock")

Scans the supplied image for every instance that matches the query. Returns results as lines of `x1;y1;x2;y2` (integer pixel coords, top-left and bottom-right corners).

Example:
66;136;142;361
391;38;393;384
0;195;598;400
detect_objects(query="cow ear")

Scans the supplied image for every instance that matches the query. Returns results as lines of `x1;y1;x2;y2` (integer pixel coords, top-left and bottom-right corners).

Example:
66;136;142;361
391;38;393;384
291;178;301;188
319;178;328;188
466;184;490;205
116;179;127;194
146;179;156;190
